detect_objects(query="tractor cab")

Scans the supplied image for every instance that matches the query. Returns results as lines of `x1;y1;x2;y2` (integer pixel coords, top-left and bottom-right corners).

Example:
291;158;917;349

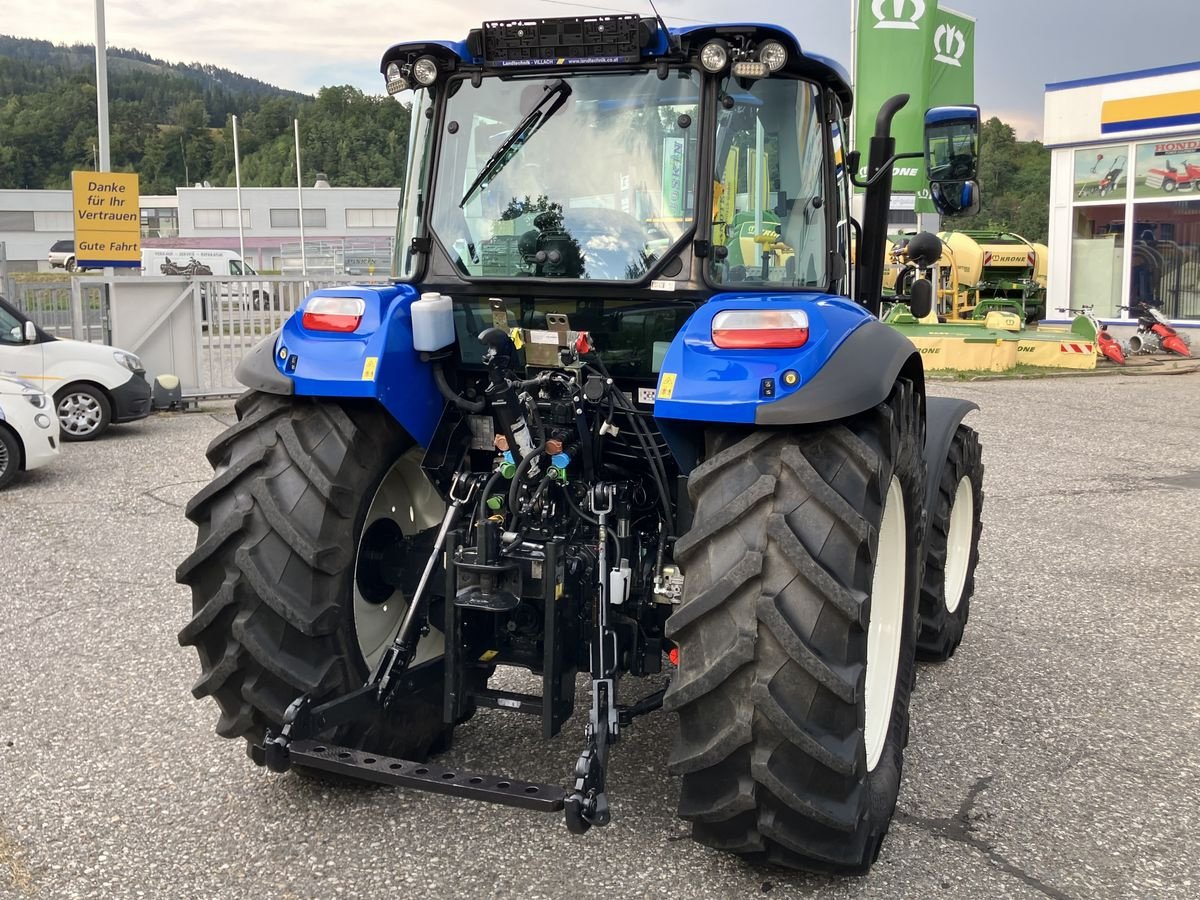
384;18;854;303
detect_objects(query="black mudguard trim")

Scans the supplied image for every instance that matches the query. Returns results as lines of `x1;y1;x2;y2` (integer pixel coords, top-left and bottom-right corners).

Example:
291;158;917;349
755;319;921;426
923;396;979;535
235;331;294;396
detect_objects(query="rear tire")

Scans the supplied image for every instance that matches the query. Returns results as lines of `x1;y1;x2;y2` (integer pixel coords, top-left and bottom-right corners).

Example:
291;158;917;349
916;426;984;661
176;392;452;762
666;378;925;874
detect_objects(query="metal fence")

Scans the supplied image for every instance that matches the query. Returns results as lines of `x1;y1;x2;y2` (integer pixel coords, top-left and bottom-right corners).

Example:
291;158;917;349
10;274;388;399
6;278;110;342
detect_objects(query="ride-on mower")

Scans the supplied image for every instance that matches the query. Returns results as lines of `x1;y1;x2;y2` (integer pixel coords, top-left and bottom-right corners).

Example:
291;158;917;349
178;16;986;874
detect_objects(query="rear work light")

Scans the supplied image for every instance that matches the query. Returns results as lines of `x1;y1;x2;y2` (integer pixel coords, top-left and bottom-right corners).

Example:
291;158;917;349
302;296;366;333
711;309;809;349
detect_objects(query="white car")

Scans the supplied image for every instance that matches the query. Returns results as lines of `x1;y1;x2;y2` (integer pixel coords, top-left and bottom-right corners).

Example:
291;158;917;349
0;296;152;441
0;375;61;489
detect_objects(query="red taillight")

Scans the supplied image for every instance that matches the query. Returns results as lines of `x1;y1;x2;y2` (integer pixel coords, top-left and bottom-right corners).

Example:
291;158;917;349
302;296;366;333
712;309;809;349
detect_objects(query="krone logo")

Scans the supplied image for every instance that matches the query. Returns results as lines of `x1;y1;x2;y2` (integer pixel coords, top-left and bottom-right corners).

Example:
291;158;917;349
872;0;926;30
934;23;966;66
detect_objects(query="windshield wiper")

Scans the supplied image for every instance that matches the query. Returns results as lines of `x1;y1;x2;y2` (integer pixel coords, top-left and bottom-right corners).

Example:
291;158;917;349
459;79;572;208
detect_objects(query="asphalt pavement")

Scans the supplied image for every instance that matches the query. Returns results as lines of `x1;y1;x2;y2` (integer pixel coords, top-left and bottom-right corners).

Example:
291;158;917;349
2;372;1198;899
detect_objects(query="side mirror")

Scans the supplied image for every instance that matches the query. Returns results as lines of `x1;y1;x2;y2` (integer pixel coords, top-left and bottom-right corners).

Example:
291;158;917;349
930;180;982;217
24;320;37;343
924;105;980;181
925;105;982;217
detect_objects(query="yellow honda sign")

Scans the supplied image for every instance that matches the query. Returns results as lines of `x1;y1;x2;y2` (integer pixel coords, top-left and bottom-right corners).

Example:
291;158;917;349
71;171;141;268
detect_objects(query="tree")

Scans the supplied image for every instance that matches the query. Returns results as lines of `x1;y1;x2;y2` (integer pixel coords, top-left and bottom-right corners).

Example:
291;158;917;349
955;116;1051;243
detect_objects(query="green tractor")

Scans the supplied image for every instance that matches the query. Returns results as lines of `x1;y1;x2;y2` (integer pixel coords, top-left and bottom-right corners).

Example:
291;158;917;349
178;15;986;874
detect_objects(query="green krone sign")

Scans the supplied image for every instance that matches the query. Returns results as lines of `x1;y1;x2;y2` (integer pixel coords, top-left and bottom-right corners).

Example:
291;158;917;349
854;0;935;194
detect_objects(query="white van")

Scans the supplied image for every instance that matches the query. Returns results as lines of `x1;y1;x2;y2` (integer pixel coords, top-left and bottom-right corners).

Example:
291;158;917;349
0;296;151;441
140;247;256;278
140;248;276;311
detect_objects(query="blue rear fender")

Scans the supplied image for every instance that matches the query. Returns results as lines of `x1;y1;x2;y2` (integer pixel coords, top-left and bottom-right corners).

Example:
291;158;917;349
654;293;878;423
273;284;442;447
653;292;922;470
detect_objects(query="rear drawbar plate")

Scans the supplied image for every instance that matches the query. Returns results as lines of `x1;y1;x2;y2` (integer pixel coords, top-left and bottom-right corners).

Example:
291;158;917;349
287;740;567;812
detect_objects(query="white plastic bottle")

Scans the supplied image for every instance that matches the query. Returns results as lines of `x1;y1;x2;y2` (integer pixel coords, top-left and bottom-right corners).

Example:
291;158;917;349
411;292;456;352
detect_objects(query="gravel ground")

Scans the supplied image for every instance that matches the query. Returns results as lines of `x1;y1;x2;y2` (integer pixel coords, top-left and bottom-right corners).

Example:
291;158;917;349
1;372;1198;899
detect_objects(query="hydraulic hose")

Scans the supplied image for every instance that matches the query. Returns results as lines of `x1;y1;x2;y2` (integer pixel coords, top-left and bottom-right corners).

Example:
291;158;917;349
507;438;548;515
432;361;485;413
477;467;504;529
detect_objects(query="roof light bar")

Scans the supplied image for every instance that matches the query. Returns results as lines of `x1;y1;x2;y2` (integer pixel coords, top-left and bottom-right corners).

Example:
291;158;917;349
478;15;650;68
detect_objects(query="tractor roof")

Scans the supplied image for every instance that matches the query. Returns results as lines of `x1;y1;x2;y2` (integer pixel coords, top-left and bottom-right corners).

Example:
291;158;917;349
381;19;853;113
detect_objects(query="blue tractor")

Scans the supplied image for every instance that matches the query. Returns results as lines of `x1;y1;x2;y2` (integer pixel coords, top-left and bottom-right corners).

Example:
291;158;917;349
178;16;985;873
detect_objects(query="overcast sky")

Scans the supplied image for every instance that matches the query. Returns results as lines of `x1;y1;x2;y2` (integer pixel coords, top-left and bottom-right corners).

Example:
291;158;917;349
5;1;1199;139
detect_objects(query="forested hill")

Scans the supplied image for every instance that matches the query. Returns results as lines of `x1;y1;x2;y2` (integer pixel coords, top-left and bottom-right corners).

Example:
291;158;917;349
0;35;411;193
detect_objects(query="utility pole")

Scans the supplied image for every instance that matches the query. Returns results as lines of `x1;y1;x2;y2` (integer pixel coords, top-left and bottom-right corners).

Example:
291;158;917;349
232;115;247;268
94;0;111;172
295;119;308;276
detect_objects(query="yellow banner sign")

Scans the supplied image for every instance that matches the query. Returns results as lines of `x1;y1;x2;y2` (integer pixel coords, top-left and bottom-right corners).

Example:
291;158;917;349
71;171;141;267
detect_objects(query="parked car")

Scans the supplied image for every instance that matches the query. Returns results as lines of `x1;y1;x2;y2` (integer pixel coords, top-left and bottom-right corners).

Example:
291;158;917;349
0;296;152;441
47;240;97;273
0;375;60;489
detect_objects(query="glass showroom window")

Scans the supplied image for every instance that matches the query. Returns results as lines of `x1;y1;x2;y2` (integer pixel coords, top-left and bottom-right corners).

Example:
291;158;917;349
1129;135;1200;320
1070;204;1125;317
1128;200;1200;319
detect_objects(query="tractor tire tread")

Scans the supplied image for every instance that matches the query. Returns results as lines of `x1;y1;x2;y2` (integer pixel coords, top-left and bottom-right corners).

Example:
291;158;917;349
177;392;448;759
667;378;925;874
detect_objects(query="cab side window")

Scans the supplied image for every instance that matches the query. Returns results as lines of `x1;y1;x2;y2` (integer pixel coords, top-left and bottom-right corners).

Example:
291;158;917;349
710;79;826;288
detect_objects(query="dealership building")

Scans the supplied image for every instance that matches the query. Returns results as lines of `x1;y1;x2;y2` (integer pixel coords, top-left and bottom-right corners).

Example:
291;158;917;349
1044;61;1200;325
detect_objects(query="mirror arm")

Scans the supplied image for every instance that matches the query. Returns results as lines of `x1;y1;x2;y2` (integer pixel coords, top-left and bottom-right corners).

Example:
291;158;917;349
849;151;924;189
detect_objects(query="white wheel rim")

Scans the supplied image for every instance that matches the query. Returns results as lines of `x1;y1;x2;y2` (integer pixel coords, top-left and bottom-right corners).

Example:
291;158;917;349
865;476;906;773
944;476;974;614
352;448;446;669
57;392;102;436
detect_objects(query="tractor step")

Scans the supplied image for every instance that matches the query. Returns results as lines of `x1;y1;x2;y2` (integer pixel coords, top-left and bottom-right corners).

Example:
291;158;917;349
286;739;567;812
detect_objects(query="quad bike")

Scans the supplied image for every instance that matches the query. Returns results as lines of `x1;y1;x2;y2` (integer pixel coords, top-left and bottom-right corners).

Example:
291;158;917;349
177;16;987;875
1056;306;1126;365
1123;302;1192;357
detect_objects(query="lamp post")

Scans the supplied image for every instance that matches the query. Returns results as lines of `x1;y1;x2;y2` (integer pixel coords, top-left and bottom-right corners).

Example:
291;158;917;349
94;0;111;173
